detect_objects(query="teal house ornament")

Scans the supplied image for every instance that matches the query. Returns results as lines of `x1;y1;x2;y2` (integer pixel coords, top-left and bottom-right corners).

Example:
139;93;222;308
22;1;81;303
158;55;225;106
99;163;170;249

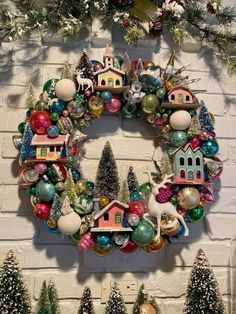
171;144;205;185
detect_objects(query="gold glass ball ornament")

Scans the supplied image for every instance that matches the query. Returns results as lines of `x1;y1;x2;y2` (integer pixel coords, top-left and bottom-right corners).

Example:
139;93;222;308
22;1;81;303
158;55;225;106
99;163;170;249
92;243;115;256
143;235;165;253
144;61;155;68
75;180;87;195
47;218;57;229
165;80;174;90
177;187;201;210
99;195;110;207
160;214;180;236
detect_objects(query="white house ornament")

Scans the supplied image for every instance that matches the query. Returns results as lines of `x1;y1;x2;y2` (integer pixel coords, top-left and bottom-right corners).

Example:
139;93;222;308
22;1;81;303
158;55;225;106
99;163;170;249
13;45;223;256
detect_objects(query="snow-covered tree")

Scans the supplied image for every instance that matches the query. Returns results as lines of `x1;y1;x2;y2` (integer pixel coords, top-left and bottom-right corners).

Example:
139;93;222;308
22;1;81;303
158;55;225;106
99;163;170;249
25;83;36;109
47;280;61;314
105;282;127;314
50;194;62;221
61;169;77;205
118;179;130;204
35;281;51;314
78;287;95;314
127;166;139;195
184;249;225;314
0;250;31;314
199;102;215;132
132;283;148;314
20;123;36;160
95;141;120;200
76;49;94;81
160;153;172;179
61;63;74;80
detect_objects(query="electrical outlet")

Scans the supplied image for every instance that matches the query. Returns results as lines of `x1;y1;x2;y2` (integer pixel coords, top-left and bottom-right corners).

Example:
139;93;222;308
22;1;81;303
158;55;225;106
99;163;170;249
101;273;146;303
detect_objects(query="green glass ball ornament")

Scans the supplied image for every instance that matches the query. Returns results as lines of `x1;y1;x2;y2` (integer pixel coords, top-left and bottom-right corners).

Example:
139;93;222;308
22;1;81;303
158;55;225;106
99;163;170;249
170;131;188;147
139;182;152;195
141;94;160;114
121;104;137;119
86;181;95;191
27;186;36;196
18;122;26;134
50;112;59;121
188;207;205;222
35;100;47;111
75;194;93;214
67;155;74;164
156;87;166;99
131;219;155;246
43;78;59;94
201;140;219;157
170;195;177;205
35;181;56;202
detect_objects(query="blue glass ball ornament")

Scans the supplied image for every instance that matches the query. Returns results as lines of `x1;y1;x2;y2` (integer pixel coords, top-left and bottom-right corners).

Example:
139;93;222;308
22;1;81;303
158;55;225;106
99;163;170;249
47;125;59;138
130;191;140;201
96;233;111;247
201;139;219;157
49;99;66;115
35;181;56;202
26;109;33;118
173;223;185;239
139;74;161;93
71;167;81;181
100;91;112;103
170;131;188;147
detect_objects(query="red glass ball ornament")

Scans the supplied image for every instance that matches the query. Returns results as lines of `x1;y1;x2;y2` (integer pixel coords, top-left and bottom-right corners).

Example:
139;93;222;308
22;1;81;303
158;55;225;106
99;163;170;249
156;186;174;203
70;145;78;156
62;110;69;117
120;241;138;253
190;136;200;149
29;111;51;134
84;90;91;97
177;207;186;216
34;202;51;219
128;201;145;217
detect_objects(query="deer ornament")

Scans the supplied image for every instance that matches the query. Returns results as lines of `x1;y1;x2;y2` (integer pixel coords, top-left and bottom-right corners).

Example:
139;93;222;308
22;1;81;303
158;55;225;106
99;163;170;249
146;171;189;239
76;70;94;93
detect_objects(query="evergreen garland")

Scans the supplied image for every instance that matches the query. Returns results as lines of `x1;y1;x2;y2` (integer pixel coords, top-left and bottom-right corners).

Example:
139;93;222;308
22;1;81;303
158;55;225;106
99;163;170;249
0;250;31;314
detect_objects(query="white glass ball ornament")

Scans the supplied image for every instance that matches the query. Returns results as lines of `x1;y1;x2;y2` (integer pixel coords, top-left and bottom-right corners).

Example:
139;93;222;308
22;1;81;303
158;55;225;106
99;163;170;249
57;211;81;235
55;79;76;101
169;110;191;130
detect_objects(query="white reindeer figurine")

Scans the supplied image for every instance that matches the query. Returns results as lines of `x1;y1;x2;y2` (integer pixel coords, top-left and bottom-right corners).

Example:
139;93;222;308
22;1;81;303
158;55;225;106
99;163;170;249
76;70;94;93
146;171;189;239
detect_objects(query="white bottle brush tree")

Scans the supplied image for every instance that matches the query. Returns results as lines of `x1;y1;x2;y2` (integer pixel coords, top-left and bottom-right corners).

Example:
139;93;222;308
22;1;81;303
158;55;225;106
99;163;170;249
184;249;225;314
105;282;127;314
78;286;95;314
0;250;31;314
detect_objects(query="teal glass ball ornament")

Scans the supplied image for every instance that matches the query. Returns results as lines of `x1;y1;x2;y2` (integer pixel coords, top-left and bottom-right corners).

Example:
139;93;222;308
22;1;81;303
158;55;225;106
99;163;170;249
139;182;152;195
49;99;65;115
156;87;166;99
35;181;56;202
131;219;155;246
47;125;59;138
170;131;188;147
174;223;185;238
130;191;140;201
96;233;111;247
100;91;112;103
141;94;160;114
188;207;205;222
201;139;219;157
139;74;161;93
121;103;137;118
75;194;93;214
86;181;95;191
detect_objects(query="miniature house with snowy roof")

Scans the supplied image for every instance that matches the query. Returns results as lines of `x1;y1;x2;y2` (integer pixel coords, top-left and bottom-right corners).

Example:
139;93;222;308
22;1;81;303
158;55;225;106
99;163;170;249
91;200;132;232
94;44;127;92
29;134;69;162
171;144;204;185
162;86;200;109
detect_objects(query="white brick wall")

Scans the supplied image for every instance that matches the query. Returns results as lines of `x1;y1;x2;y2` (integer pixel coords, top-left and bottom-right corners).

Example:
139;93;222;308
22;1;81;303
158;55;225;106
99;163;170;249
1;14;236;313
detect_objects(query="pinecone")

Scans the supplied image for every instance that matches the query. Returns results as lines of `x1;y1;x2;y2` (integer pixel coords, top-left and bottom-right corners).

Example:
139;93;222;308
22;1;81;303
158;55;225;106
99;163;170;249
149;15;163;37
206;2;217;14
156;186;174;203
109;0;134;9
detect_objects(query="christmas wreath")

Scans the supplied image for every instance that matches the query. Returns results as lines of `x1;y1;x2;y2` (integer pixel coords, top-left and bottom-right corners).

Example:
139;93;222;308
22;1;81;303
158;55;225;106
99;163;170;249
13;45;223;256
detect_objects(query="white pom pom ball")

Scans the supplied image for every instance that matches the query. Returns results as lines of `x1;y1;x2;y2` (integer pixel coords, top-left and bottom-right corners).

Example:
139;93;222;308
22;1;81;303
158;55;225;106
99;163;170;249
169;110;191;130
57;212;81;235
55;79;76;101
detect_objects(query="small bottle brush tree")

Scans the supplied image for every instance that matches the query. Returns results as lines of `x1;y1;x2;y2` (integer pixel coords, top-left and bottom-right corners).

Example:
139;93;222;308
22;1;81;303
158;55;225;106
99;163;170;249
76;49;94;81
47;280;61;314
184;249;225;314
199;103;215;132
20;123;36;160
78;286;95;314
118;179;130;204
25;83;36;109
105;282;127;314
132;283;149;314
0;250;31;314
35;281;52;314
61;169;77;205
95;141;120;200
160;153;172;179
127;166;139;195
50;194;62;222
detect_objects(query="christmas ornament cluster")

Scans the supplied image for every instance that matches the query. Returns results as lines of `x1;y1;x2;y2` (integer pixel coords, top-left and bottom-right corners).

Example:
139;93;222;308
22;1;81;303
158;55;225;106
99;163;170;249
14;45;223;256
